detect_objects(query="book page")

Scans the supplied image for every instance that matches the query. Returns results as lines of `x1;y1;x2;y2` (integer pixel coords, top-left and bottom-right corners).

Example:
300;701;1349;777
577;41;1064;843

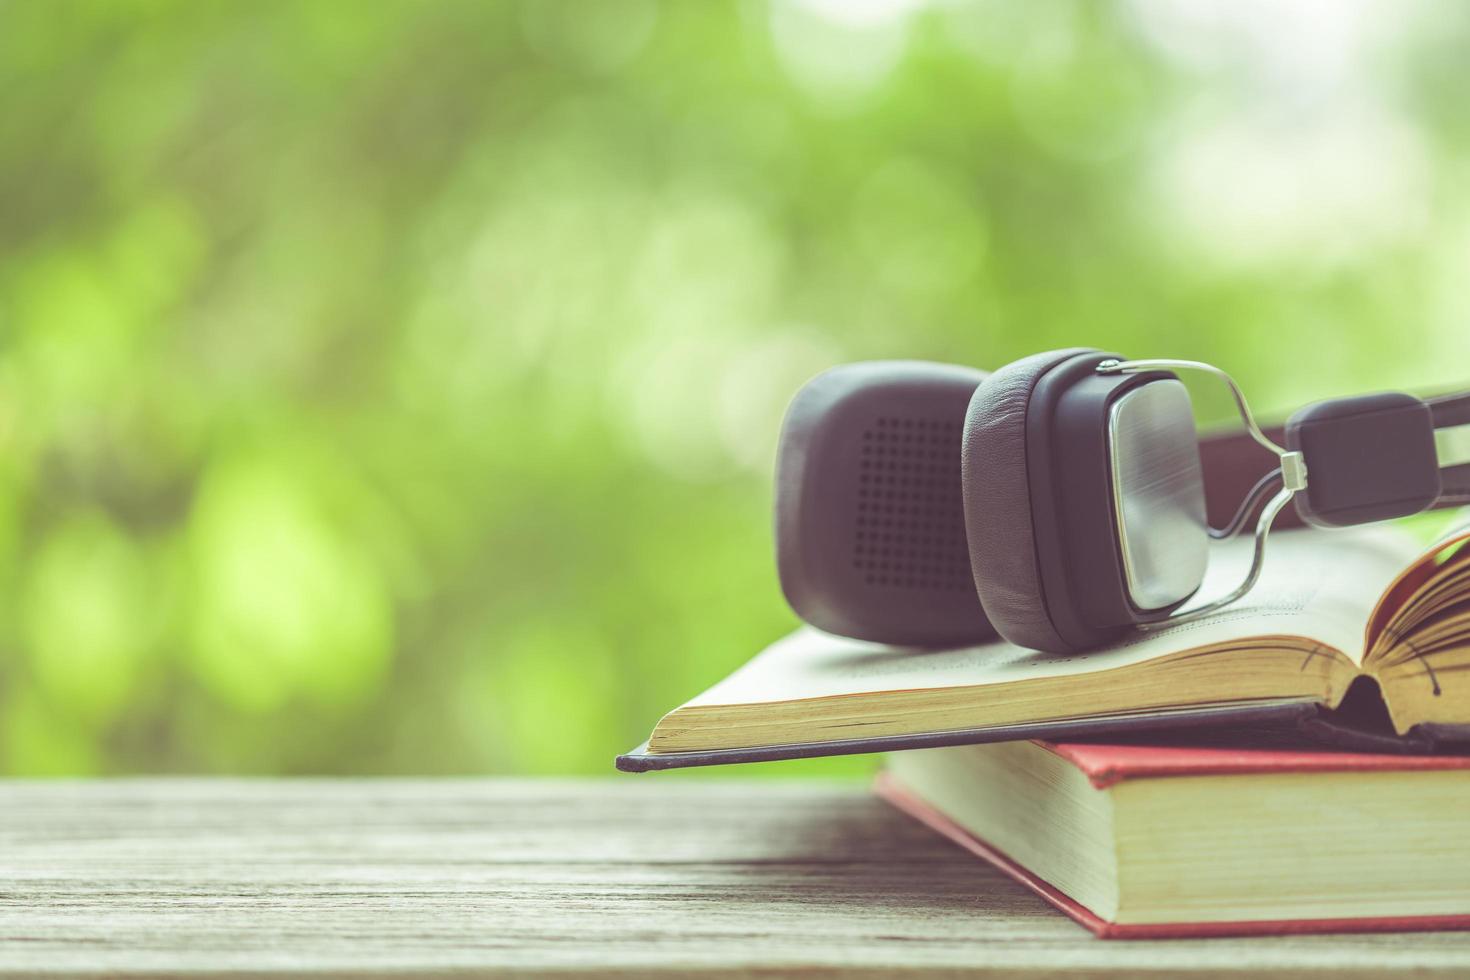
686;525;1418;710
1128;522;1418;666
1365;518;1470;660
1361;520;1470;732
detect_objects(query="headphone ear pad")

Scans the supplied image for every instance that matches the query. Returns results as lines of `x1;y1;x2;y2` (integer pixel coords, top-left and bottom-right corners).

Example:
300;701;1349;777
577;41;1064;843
962;349;1094;651
775;360;998;647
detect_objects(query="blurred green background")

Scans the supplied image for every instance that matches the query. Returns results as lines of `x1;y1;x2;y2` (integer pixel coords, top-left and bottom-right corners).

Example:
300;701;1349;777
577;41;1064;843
0;0;1467;776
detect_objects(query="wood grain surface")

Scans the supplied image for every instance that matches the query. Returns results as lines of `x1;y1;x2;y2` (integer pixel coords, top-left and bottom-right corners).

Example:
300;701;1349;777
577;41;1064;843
0;778;1463;977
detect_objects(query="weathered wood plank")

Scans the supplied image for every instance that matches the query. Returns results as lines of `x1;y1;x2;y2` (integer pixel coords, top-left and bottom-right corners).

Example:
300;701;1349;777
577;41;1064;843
0;779;1461;977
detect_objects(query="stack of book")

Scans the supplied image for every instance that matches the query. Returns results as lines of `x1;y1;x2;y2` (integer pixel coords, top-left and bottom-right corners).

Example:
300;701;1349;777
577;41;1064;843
621;523;1470;937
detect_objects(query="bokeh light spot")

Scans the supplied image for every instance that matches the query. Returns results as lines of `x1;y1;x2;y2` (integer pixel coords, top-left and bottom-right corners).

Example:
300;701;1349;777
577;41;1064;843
23;512;156;726
187;450;392;714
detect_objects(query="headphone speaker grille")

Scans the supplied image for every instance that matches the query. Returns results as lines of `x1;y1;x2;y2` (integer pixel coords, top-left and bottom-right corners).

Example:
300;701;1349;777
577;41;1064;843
852;415;970;592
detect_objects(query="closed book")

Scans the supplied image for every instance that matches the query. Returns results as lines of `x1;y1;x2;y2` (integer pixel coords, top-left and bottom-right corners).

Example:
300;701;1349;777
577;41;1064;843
879;739;1470;938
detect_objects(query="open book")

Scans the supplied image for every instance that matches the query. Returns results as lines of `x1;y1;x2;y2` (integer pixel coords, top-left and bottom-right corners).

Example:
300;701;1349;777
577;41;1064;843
619;521;1470;771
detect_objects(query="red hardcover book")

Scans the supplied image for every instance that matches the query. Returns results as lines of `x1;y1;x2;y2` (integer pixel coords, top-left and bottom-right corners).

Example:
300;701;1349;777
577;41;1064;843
878;740;1470;939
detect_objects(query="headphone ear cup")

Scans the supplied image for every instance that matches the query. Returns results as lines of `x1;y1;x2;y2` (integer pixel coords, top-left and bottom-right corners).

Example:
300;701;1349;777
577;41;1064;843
775;361;998;647
962;349;1095;652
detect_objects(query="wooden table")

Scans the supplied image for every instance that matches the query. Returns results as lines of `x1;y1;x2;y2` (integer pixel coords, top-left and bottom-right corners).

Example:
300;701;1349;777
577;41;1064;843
0;779;1465;977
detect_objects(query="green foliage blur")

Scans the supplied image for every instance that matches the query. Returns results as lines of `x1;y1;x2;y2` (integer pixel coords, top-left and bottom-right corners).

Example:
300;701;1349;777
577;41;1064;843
1;0;1468;775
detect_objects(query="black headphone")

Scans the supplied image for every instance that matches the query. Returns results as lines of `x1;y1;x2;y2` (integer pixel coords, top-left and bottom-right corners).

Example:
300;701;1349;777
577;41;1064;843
775;351;1470;653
